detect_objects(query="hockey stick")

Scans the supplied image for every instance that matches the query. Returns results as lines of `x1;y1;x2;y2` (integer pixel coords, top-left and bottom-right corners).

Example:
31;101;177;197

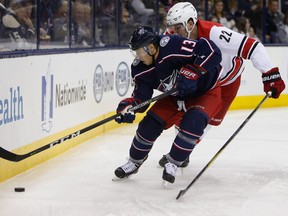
0;88;177;162
176;92;271;200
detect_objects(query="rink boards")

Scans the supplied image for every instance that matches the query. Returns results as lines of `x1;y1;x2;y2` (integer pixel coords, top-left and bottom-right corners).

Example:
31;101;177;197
0;47;288;182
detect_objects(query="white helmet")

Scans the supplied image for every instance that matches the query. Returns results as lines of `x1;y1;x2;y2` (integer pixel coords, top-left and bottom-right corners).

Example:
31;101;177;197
166;2;198;37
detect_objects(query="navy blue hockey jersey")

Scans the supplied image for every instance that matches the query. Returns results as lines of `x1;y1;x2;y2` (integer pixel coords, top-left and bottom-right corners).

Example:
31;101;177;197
131;34;222;107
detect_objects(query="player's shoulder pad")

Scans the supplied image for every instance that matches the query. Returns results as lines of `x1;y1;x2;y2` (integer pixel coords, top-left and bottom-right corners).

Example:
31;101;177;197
131;58;145;77
2;14;20;28
132;58;141;66
159;35;171;47
159;34;182;46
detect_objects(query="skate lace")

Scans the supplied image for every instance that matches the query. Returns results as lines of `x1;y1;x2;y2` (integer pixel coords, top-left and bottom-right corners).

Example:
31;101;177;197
165;162;177;176
121;160;138;173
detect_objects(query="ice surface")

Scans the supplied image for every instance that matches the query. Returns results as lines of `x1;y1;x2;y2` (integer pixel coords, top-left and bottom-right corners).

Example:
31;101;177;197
0;107;287;216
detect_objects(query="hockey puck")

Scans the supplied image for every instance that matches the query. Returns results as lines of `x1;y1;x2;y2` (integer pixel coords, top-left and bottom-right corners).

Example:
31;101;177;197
14;187;25;192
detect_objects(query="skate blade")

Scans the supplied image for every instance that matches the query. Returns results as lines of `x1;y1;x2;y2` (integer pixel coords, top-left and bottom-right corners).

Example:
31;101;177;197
112;176;129;182
161;180;170;188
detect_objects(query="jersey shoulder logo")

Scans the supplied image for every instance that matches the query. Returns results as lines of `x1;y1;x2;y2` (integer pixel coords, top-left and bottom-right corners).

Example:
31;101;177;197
132;58;140;66
160;36;170;47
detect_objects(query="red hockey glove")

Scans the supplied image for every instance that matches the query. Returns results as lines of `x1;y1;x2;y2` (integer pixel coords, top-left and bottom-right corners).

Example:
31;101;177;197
115;98;137;124
262;67;285;98
177;64;206;98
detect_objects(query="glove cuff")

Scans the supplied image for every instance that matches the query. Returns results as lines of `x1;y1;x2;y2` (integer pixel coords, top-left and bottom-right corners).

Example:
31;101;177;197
262;67;281;82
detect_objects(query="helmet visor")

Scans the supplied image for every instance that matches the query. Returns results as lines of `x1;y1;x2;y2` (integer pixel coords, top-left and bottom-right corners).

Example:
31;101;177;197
130;47;149;60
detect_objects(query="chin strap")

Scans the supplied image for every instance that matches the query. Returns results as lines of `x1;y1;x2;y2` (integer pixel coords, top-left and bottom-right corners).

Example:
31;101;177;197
147;45;158;65
185;22;196;39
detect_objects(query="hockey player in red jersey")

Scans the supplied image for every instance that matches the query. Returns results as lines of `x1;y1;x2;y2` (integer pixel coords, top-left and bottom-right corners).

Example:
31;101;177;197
158;2;286;168
114;26;223;183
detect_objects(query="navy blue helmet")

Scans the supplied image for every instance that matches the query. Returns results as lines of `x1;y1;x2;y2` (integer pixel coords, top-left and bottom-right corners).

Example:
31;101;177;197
129;26;159;50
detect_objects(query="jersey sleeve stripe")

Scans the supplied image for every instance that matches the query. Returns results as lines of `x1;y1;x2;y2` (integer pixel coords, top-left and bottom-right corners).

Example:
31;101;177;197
241;38;259;59
209;66;223;90
133;67;154;80
220;57;244;86
237;36;248;57
247;41;259;59
158;53;193;64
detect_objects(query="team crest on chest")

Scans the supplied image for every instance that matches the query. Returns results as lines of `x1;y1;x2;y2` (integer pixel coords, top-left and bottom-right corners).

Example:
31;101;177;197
158;69;178;91
160;36;170;47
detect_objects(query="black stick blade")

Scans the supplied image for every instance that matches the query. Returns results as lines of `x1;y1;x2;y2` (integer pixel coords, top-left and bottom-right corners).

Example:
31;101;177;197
176;189;186;200
0;147;18;162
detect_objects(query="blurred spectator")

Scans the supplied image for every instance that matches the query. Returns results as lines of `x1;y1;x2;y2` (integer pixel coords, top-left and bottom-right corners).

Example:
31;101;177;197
120;0;136;45
52;0;69;43
282;0;288;14
234;16;260;41
196;0;212;20
128;0;154;25
72;1;92;46
25;0;50;41
121;1;132;25
83;3;91;25
52;0;92;47
275;11;288;43
234;16;249;34
0;0;36;49
268;0;285;26
244;0;263;41
56;0;67;16
97;0;117;45
266;0;285;43
248;25;260;41
82;2;105;47
209;0;235;29
82;3;93;44
226;0;243;21
39;0;54;41
158;3;167;34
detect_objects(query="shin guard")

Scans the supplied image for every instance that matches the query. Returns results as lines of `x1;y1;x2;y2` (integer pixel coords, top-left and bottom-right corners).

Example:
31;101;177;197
130;114;165;162
168;109;209;166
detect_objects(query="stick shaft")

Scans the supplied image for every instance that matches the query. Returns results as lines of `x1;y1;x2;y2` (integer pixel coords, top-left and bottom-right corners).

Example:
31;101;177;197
176;92;271;200
0;89;177;162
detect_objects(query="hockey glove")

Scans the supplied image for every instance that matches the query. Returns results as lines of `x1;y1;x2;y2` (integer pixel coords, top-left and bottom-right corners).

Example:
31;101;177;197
262;67;285;98
115;98;137;124
177;64;206;98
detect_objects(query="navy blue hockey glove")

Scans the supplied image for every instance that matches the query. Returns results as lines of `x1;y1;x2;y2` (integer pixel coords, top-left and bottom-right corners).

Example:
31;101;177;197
115;98;137;124
262;67;285;98
177;64;206;98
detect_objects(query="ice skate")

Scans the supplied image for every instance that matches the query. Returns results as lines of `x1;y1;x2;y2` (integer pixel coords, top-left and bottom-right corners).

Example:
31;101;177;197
162;162;178;187
114;160;141;180
113;156;147;181
159;155;190;168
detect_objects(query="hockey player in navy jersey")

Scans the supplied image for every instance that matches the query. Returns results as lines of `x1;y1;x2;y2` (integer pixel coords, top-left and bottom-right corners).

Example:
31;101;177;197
114;26;223;183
